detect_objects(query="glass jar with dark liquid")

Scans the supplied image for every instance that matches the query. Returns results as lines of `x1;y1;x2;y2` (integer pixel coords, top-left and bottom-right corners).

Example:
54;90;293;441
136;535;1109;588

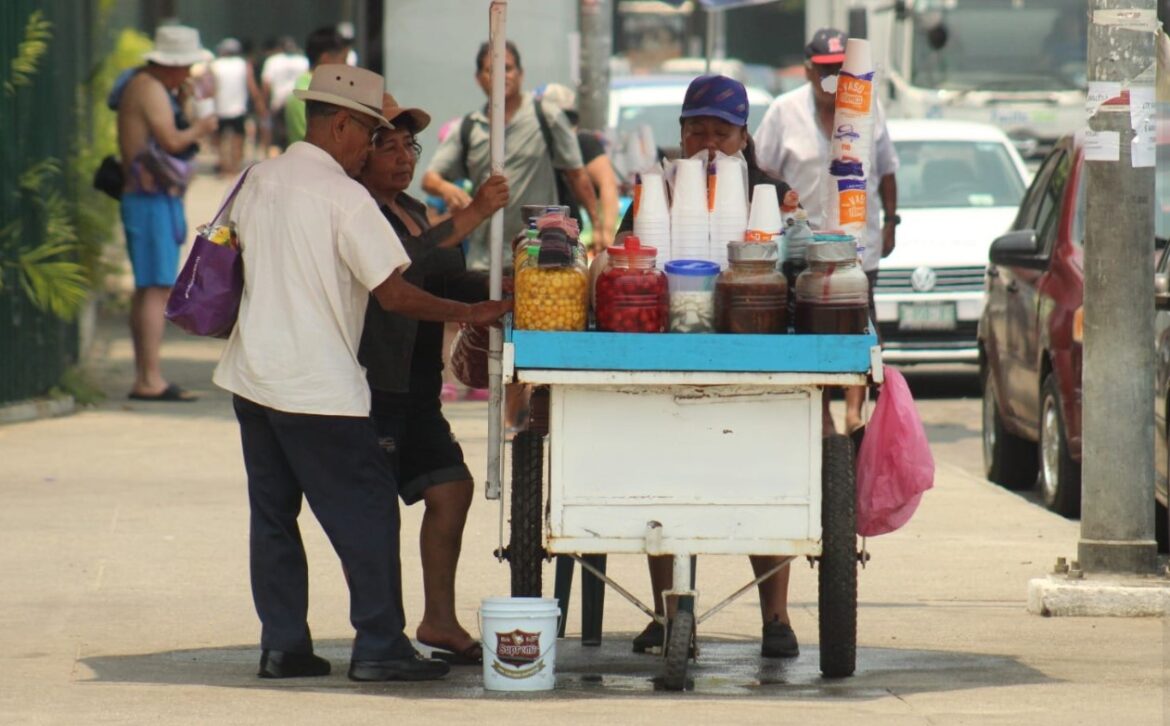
714;240;788;334
794;236;870;334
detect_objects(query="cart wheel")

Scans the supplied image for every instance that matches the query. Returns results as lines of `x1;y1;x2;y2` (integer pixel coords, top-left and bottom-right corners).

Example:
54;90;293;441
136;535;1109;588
662;610;694;691
819;434;857;679
509;430;544;597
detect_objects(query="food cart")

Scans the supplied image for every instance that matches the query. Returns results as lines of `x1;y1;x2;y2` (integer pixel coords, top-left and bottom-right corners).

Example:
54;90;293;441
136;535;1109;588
493;328;882;690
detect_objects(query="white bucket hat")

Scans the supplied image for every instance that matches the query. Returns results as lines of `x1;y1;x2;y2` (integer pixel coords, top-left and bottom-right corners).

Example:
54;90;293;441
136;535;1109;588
144;25;213;67
293;64;392;127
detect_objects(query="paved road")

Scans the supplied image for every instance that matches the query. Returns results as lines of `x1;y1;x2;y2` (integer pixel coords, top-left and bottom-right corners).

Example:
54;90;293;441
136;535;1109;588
0;174;1165;724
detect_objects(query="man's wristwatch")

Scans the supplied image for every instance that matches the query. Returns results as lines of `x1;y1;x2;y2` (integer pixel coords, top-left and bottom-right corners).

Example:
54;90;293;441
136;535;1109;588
884;213;901;226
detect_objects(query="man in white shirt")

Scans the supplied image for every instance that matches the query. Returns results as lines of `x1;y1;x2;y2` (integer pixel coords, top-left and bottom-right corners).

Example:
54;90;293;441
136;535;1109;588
214;64;511;683
754;27;900;437
259;37;309;152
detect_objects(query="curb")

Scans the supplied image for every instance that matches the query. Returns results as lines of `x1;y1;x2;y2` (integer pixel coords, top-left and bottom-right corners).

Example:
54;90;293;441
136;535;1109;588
0;395;76;426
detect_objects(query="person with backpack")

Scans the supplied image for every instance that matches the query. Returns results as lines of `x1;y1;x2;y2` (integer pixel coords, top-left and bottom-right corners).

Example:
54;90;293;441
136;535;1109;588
422;41;599;270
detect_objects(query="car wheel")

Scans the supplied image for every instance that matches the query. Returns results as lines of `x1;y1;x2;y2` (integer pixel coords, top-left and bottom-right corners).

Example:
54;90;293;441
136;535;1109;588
1038;374;1081;517
982;368;1037;489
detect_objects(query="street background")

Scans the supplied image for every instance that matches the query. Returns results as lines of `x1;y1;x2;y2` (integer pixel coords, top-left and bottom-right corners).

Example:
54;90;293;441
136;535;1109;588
0;175;1166;724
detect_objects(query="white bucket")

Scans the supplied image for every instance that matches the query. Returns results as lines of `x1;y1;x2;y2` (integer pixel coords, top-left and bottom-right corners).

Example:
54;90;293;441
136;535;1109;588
479;597;560;692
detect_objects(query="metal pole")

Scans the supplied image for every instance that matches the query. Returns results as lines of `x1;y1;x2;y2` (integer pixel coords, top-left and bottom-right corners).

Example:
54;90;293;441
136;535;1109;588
1079;0;1159;573
577;0;612;132
485;0;507;501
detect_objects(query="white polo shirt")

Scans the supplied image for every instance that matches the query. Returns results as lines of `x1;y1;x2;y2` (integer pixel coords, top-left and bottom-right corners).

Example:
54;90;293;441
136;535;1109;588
753;83;899;272
213;142;410;416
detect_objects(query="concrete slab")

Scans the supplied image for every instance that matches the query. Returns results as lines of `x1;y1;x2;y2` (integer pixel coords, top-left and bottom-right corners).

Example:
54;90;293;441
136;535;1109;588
1028;573;1170;617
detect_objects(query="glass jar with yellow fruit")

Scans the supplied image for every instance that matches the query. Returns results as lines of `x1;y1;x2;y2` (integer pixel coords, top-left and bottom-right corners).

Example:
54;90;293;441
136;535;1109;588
514;244;589;331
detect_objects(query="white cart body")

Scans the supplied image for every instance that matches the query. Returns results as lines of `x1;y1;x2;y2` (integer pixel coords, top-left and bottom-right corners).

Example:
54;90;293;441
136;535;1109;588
504;331;882;560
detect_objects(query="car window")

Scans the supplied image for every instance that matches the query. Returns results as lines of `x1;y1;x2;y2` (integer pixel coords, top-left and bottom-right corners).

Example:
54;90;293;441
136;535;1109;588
1070;159;1086;250
1014;147;1065;230
894;139;1027;208
1035;150;1070;255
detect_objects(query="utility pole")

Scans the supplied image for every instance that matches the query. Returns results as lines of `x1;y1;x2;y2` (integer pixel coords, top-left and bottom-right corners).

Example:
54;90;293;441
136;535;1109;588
1080;0;1160;573
577;0;612;132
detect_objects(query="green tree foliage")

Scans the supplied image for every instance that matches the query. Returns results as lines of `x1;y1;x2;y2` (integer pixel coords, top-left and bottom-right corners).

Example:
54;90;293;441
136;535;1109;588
4;10;51;95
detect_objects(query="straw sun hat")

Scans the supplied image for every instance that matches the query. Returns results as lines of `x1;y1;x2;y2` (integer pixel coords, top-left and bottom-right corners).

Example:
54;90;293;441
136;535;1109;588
144;25;213;67
294;64;392;127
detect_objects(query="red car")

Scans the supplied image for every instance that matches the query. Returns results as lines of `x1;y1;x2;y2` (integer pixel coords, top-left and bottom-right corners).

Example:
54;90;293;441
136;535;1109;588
980;132;1170;551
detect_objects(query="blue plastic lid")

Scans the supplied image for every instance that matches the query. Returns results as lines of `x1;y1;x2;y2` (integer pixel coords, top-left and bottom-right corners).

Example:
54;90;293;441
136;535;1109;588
812;233;855;243
665;259;721;276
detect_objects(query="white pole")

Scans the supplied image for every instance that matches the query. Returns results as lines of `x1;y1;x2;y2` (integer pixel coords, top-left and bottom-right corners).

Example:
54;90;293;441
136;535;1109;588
486;0;507;501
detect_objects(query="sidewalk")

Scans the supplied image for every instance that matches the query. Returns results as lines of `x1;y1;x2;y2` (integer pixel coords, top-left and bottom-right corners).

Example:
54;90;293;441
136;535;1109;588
0;172;1165;724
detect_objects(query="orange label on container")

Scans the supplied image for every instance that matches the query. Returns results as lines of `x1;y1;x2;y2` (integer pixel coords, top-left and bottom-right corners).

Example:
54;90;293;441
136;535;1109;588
835;75;872;114
838;189;867;226
632;181;642;219
744;230;773;242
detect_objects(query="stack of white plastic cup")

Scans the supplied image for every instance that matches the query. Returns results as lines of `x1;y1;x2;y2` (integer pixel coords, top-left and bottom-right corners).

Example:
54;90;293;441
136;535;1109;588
670;158;711;262
745;184;782;243
633;173;671;268
708;156;749;268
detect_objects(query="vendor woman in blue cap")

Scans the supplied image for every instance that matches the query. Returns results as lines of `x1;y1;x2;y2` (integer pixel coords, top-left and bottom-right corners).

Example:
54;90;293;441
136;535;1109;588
621;74;802;660
617;74;798;234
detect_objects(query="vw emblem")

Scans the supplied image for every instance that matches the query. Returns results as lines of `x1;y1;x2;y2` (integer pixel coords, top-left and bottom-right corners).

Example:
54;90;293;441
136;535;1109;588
911;266;937;292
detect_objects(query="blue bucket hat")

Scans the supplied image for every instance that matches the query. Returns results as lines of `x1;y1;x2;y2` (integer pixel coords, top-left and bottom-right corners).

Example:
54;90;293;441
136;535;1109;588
679;74;749;128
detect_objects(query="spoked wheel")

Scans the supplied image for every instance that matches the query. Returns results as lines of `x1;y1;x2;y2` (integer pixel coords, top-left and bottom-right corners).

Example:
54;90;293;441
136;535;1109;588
662;610;695;691
509;430;544;597
818;434;857;679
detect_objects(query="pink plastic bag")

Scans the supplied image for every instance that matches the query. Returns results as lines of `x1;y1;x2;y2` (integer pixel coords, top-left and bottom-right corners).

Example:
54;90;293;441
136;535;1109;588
855;366;935;536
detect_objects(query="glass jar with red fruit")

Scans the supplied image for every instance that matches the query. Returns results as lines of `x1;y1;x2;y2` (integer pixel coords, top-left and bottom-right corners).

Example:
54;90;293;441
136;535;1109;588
595;236;668;333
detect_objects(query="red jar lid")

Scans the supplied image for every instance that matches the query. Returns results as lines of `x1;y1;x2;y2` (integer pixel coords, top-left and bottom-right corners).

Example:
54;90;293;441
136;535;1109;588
608;235;657;258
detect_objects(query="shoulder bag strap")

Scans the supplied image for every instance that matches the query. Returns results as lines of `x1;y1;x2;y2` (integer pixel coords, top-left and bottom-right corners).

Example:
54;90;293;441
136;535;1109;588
209;166;253;227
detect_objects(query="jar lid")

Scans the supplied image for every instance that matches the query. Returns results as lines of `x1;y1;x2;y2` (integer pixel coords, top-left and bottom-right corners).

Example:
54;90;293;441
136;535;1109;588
727;240;779;262
812;233;854;243
665;259;720;277
807;240;858;262
608;235;657;258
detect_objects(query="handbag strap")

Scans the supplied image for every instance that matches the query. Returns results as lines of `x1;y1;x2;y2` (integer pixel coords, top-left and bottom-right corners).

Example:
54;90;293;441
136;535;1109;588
209;166;253;227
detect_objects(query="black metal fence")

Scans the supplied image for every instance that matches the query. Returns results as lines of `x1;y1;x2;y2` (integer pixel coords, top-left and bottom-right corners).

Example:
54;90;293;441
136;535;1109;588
0;0;117;405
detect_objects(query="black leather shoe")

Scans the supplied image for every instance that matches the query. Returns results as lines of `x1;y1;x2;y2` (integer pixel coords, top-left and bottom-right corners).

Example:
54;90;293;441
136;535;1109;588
348;651;450;682
761;618;799;658
632;620;664;653
257;649;332;678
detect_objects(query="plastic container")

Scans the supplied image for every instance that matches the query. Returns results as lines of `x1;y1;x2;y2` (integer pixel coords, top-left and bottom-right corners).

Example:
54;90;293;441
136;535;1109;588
595;236;668;333
714;241;788;334
665;259;720;333
783;209;813;264
794;235;870;334
480;597;560;692
514;242;589;331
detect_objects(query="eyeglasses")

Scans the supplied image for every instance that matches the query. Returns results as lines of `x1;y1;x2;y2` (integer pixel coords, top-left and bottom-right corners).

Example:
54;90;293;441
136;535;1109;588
374;135;422;158
347;112;386;147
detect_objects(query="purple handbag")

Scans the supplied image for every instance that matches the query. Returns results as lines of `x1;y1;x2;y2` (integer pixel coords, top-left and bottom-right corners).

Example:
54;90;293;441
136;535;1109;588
165;169;251;338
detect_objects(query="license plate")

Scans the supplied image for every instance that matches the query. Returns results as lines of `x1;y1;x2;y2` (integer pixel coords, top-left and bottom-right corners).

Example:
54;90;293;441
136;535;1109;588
898;302;957;331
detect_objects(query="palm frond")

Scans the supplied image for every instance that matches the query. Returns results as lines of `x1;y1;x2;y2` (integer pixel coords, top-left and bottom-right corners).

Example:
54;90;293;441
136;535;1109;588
5;11;53;96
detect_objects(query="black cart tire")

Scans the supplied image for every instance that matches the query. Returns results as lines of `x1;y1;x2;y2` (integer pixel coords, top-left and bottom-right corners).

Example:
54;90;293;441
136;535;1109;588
509;430;544;597
662;610;694;691
982;368;1038;490
819;434;857;679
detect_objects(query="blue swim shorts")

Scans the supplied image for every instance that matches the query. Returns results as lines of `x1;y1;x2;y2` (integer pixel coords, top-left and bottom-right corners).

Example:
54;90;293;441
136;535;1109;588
120;192;187;288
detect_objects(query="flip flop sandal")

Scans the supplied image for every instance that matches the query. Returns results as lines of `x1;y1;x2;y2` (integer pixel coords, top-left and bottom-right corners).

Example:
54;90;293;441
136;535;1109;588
425;642;482;666
128;383;198;402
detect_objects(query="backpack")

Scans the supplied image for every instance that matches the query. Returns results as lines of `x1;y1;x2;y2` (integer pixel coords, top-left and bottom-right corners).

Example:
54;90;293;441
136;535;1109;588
458;99;567;207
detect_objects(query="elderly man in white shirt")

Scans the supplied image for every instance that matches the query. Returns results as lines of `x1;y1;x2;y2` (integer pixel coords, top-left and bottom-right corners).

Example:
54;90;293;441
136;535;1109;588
754;27;899;438
214;65;510;683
